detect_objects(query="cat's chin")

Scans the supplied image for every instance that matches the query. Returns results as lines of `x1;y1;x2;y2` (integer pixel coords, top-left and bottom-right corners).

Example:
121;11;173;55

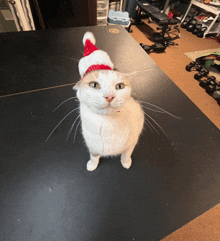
93;107;114;115
90;105;119;116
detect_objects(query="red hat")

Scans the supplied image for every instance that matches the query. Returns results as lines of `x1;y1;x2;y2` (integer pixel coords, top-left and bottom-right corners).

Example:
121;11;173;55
78;32;114;78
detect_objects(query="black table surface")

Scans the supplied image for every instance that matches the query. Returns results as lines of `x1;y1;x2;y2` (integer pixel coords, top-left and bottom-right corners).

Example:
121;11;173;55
1;25;220;241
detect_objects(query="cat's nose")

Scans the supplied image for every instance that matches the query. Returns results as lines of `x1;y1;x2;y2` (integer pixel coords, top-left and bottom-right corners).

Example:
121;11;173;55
105;95;115;102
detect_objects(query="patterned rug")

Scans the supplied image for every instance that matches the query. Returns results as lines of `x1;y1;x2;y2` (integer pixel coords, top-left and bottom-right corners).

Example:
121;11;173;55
185;48;220;81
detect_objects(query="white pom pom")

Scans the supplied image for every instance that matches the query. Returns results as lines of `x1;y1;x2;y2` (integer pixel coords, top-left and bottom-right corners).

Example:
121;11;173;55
83;32;96;46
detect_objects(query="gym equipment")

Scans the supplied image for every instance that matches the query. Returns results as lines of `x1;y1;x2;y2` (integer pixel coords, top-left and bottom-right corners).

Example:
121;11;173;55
196;65;203;71
183;19;208;38
213;88;220;100
186;64;194;71
186;20;197;32
205;80;217;94
199;76;217;88
181;0;220;38
192;23;203;35
127;0;180;49
199;78;209;88
194;69;209;80
140;43;166;53
186;61;202;72
185;60;220;105
196;26;208;38
181;17;190;28
207;76;216;82
181;9;199;30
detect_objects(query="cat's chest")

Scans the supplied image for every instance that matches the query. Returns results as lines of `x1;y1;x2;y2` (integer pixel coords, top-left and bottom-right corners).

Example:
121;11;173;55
80;105;127;134
79;101;144;155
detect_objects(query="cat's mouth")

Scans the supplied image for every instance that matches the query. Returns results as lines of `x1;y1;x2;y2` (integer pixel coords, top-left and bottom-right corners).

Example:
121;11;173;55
98;100;125;110
99;105;114;110
100;102;116;109
90;100;124;112
88;102;122;115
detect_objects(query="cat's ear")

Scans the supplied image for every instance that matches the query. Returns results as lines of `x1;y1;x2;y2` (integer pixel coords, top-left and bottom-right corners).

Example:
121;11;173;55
73;81;81;90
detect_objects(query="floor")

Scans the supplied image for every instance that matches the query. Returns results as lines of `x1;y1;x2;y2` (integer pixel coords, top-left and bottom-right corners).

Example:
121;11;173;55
129;19;220;130
128;19;220;241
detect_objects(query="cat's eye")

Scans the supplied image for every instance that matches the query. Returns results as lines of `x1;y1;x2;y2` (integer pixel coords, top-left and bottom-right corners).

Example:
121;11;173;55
89;82;100;89
116;83;125;90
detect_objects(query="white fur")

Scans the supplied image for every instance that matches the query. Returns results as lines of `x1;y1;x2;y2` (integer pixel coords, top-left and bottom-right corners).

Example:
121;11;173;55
83;31;96;46
74;70;144;171
78;50;114;78
80;98;144;156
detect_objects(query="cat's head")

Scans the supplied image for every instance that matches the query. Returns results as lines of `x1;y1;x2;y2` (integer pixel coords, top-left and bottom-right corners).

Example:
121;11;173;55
73;70;132;115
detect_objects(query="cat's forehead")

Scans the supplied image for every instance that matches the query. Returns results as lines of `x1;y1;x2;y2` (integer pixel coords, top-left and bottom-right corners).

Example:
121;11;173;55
97;71;119;81
83;70;128;84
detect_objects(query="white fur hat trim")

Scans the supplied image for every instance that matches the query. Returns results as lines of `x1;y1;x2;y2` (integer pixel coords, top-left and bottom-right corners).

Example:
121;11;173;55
78;50;114;78
83;31;96;46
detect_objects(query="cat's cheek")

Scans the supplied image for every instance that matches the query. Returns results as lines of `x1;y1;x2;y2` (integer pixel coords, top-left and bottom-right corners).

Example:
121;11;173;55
76;90;81;100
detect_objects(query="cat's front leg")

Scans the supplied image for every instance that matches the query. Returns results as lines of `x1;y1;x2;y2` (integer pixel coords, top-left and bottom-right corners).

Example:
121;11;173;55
87;153;100;171
121;146;135;169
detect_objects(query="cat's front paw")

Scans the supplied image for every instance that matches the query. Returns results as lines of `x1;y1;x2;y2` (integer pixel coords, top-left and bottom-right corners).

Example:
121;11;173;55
121;157;132;169
87;160;99;171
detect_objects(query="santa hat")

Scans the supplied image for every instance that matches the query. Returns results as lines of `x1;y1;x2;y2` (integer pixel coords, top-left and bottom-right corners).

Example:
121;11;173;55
78;32;114;78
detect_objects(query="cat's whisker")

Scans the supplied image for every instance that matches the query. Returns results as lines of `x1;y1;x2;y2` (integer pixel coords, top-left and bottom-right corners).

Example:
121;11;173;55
45;107;80;142
138;100;181;119
53;97;77;112
71;57;80;62
144;112;168;137
126;69;157;76
144;116;159;135
141;105;165;113
66;115;80;142
144;119;154;133
73;120;81;143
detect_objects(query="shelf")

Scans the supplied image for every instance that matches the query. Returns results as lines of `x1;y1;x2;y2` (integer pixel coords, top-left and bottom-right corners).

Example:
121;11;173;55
192;0;220;15
181;0;220;37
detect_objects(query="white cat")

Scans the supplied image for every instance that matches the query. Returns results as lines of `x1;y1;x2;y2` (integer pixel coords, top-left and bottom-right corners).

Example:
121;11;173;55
73;69;144;171
46;32;180;170
47;33;179;169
